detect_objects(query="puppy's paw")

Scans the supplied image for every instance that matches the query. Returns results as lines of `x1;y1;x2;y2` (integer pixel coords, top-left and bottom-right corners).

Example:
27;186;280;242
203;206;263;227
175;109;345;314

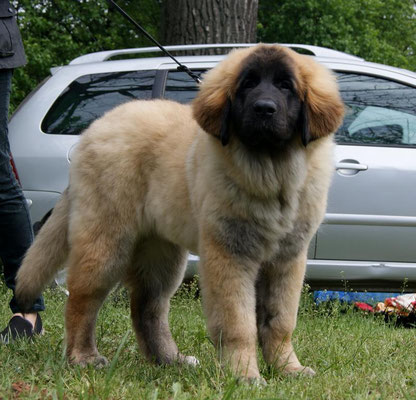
69;353;109;369
178;354;200;367
283;365;315;377
92;355;110;369
238;376;267;386
300;366;316;376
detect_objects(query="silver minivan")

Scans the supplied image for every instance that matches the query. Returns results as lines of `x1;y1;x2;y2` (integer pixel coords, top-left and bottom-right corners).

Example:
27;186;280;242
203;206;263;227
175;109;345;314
9;44;416;291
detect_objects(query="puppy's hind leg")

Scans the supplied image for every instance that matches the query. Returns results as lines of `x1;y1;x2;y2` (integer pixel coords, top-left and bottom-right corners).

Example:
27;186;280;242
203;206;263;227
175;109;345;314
65;224;134;367
126;239;198;367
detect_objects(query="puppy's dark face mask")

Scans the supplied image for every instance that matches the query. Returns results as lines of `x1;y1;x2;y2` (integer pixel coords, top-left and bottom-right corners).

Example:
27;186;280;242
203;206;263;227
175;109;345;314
221;55;308;150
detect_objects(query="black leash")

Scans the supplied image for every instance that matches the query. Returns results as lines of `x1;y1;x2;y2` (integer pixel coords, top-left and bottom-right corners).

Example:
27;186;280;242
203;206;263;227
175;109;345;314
106;0;202;84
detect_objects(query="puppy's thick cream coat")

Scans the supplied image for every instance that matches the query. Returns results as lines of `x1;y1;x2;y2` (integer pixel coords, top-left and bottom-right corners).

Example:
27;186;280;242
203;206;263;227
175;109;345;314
16;44;344;381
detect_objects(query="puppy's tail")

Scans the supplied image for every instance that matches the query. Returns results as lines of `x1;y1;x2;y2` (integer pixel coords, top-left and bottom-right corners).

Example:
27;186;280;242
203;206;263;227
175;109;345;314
16;189;70;310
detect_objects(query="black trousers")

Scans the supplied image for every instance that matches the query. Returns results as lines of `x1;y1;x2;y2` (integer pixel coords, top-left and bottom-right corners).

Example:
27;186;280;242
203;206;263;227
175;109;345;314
0;68;44;313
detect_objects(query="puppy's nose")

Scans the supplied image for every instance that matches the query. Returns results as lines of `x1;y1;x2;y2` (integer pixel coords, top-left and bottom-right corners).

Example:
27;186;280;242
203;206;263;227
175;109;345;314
253;99;277;115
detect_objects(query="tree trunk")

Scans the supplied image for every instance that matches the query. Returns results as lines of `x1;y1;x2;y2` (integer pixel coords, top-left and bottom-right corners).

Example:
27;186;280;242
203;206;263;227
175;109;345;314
161;0;258;54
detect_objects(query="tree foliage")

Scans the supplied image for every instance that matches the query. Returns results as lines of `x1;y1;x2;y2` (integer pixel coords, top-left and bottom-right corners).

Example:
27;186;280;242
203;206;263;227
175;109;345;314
258;0;416;71
10;0;160;111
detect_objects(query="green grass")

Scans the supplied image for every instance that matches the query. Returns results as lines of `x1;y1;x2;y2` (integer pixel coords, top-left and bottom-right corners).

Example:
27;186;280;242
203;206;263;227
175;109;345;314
1;279;415;399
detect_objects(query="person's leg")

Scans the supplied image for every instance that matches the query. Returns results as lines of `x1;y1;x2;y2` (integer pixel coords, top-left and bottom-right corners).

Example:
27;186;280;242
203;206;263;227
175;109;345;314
0;68;44;342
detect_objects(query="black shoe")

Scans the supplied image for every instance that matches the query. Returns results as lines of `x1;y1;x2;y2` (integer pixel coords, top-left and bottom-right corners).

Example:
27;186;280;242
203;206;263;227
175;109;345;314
0;314;43;344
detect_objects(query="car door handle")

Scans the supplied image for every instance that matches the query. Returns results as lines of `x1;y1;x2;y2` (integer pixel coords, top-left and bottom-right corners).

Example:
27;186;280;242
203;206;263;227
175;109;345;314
336;162;368;171
336;159;368;176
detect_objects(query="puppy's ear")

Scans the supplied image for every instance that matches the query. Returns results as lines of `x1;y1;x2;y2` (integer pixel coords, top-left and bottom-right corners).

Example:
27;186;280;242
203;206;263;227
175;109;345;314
192;47;253;142
295;54;345;141
192;80;232;143
220;98;232;146
298;99;310;147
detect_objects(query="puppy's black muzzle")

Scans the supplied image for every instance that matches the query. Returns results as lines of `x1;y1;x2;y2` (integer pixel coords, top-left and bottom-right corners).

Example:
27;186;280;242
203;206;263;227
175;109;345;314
253;99;277;116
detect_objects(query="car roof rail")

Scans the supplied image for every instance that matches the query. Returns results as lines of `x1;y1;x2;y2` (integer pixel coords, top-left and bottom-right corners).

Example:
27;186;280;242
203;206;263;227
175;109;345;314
69;43;363;65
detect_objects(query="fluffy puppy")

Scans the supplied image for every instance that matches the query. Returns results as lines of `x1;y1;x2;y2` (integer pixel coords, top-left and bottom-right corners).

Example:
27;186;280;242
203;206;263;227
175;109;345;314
16;44;344;382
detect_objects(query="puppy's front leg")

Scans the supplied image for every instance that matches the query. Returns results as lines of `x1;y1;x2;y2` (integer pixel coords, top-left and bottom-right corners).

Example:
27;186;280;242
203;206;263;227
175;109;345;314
256;250;315;376
199;231;261;381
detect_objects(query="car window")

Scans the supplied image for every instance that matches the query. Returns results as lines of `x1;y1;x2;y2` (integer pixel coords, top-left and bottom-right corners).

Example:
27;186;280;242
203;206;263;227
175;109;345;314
336;73;416;147
163;70;203;103
42;70;156;135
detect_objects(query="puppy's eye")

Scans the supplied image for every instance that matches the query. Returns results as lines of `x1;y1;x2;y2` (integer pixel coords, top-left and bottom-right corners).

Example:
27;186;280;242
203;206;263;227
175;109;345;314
242;76;259;89
281;80;292;90
274;79;293;91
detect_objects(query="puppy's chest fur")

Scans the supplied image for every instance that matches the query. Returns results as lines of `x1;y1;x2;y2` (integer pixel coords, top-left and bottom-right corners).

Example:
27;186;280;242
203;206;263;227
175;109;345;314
215;191;309;263
211;148;312;263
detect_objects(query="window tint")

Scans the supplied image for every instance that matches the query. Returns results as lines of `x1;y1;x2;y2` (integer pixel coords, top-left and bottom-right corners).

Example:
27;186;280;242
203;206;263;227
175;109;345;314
42;70;155;135
336;74;416;147
164;71;202;103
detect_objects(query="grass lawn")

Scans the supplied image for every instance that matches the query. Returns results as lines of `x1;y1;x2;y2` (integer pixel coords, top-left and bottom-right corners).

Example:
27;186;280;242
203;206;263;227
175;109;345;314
0;279;415;399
